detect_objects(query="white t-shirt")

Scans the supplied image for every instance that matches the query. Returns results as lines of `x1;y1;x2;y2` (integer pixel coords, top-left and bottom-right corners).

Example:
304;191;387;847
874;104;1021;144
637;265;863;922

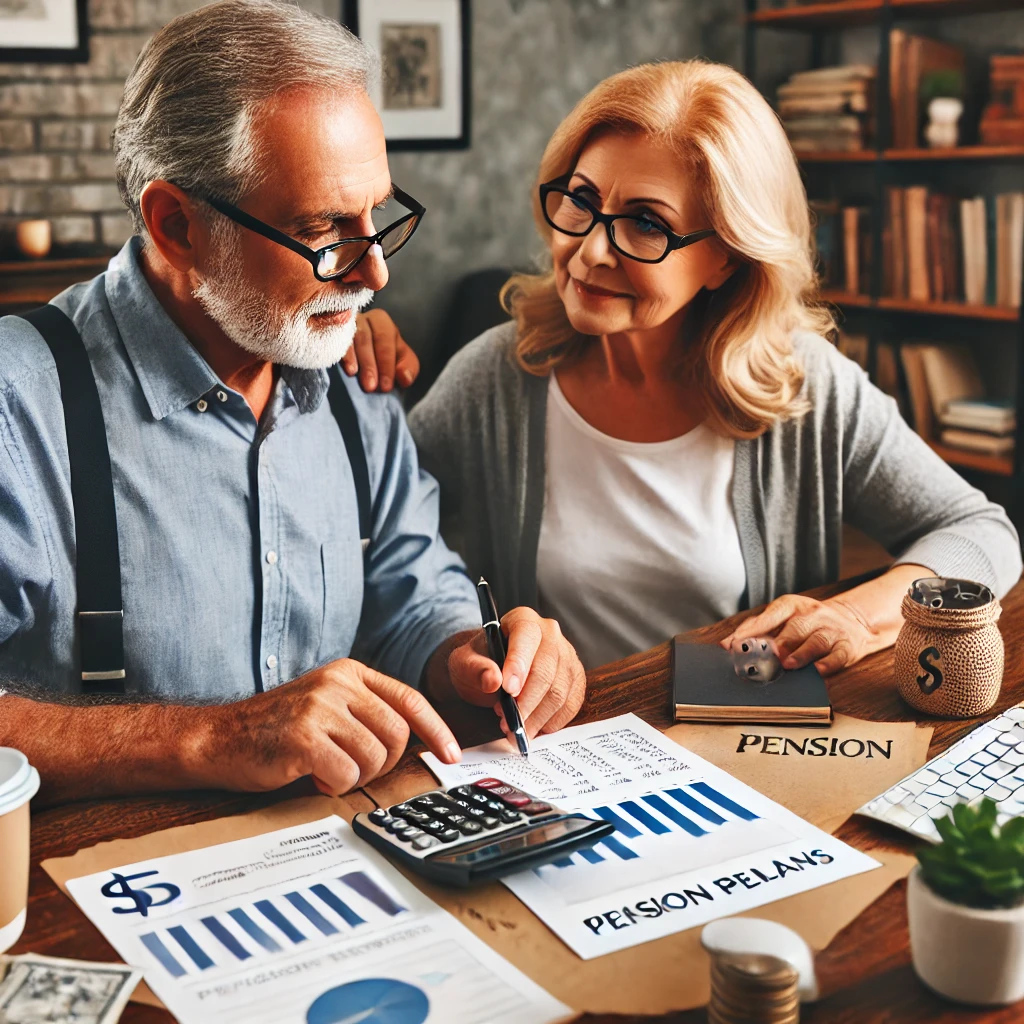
536;374;747;670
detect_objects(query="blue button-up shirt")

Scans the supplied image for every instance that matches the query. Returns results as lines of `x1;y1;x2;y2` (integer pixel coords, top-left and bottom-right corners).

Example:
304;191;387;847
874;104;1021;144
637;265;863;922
0;239;480;699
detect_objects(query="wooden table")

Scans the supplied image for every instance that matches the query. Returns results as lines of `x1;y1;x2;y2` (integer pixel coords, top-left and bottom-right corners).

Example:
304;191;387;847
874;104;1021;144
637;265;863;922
15;575;1024;1023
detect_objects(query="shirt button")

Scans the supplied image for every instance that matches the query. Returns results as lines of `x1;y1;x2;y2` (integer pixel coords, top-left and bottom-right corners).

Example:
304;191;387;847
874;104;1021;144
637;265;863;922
216;390;228;403
266;654;278;670
196;398;208;413
266;550;278;565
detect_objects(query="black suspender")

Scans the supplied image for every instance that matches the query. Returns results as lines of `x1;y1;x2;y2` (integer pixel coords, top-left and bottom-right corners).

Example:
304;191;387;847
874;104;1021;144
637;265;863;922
16;306;372;694
19;306;126;693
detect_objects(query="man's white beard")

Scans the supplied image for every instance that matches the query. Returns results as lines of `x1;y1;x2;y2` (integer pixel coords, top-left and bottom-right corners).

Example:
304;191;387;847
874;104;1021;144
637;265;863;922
192;221;374;370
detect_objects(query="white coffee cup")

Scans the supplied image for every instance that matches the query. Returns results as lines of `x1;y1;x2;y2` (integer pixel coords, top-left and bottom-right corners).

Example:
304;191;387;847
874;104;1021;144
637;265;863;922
0;748;40;953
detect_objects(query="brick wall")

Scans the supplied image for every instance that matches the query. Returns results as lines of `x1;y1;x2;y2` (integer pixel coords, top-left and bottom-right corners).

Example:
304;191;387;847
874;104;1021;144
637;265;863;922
0;0;337;255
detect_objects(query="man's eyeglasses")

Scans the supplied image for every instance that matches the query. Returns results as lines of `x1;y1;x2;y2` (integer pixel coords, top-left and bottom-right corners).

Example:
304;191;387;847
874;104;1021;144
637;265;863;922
539;177;715;264
201;186;425;282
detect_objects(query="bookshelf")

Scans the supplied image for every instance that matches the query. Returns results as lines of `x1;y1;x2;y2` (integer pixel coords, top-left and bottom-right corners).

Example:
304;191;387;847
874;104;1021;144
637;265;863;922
745;0;1024;501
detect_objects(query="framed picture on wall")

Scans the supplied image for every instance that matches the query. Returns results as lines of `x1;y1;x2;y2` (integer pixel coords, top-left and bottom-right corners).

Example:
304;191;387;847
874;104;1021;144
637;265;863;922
0;0;89;63
342;0;471;151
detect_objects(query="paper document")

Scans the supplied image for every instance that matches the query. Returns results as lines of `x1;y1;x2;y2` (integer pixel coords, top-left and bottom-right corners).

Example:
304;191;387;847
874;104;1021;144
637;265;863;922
65;815;570;1024
422;714;880;959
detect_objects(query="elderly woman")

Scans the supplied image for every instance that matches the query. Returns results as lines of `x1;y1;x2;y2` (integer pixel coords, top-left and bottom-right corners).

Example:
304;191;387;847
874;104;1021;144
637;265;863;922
401;60;1020;719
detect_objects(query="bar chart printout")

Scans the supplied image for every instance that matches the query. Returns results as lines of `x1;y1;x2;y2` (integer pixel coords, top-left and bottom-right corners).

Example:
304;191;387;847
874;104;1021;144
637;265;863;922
423;714;880;958
66;816;569;1023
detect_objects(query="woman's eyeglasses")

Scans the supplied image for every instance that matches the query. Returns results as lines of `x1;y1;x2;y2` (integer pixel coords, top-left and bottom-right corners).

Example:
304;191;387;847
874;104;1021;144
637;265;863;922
539;177;715;264
200;186;425;282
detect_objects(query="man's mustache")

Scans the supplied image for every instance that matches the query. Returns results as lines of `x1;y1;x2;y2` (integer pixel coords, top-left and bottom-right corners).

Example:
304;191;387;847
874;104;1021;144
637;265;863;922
302;287;374;318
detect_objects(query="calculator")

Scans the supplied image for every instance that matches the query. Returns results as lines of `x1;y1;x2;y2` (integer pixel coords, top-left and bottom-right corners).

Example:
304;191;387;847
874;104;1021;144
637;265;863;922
351;777;615;886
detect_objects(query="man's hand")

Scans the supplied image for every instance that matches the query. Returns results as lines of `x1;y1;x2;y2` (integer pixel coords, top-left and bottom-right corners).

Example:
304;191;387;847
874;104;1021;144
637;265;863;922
196;658;461;795
431;609;586;739
343;309;420;392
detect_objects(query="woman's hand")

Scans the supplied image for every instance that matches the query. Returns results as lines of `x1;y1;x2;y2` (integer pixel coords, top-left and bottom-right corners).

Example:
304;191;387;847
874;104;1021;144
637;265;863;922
720;564;932;676
343;309;421;392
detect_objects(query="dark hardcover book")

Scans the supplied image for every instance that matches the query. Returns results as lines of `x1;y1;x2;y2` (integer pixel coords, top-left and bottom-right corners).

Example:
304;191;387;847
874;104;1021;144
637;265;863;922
672;639;833;725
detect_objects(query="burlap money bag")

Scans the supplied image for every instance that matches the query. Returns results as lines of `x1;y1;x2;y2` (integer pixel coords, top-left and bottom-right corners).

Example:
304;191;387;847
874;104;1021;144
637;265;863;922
894;592;1003;717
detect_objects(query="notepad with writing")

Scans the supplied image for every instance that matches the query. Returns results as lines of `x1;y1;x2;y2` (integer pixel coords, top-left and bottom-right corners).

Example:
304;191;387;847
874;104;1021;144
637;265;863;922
672;638;833;725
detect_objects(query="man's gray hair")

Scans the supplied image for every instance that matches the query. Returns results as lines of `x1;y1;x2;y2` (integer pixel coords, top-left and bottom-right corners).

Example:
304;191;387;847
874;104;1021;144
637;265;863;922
113;0;380;235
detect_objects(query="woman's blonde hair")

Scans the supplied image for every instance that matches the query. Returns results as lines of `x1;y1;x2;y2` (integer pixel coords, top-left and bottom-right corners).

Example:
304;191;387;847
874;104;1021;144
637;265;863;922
501;59;834;437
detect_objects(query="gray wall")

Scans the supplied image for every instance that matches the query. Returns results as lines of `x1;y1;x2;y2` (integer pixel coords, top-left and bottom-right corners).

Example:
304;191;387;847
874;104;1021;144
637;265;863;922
379;0;743;364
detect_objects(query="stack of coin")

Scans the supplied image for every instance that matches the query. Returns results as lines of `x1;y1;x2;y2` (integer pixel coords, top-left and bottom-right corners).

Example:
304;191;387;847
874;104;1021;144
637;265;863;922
708;951;800;1024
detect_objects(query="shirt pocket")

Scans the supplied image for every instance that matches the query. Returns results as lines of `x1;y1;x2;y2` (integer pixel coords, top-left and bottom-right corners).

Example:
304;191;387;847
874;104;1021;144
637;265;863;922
316;539;363;667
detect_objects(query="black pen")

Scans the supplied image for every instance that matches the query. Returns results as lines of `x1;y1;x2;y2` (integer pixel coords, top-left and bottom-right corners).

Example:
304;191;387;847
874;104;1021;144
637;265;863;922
476;577;530;758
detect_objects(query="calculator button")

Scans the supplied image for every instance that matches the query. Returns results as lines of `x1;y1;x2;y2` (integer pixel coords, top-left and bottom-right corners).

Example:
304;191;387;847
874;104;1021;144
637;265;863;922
389;803;414;816
388;819;412;834
499;810;521;824
404;811;433;826
412;835;440;851
368;808;388;824
485;799;506;813
522;802;553;816
481;815;500;829
476;783;532;807
375;815;396;830
451;798;474;811
423;820;447;835
468;792;490;804
439;829;460;843
400;828;425;842
447;813;467;826
410;795;440;809
473;778;504;789
451;785;477;798
458;821;484;835
466;807;486;819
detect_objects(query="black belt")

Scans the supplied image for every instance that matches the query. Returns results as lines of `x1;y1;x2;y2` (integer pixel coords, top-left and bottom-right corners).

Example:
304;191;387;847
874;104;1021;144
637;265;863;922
16;304;372;694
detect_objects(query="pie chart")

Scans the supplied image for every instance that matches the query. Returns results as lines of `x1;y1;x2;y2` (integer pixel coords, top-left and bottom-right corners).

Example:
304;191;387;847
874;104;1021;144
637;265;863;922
306;978;430;1024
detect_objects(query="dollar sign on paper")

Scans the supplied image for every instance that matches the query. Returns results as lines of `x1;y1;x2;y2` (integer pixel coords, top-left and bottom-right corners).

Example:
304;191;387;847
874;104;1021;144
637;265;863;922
100;871;181;916
916;647;944;694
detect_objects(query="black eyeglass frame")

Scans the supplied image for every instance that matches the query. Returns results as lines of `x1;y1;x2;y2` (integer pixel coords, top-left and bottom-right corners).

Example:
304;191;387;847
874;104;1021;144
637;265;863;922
538;177;716;264
201;186;426;282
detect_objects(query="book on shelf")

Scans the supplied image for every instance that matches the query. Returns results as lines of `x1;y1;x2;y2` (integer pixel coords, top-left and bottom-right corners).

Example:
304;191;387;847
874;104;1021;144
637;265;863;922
777;64;874;152
881;188;1019;309
842;206;870;295
889;30;965;149
900;344;937;442
980;53;1024;146
939;428;1015;456
942;398;1016;435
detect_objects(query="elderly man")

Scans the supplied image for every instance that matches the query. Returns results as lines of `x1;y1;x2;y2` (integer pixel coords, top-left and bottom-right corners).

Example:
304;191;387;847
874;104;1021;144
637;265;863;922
0;0;585;802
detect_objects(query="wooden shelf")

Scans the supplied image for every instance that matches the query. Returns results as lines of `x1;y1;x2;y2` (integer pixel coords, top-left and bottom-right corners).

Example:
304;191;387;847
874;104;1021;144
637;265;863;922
798;150;878;162
929;441;1015;476
749;1;882;29
820;290;1021;320
883;145;1024;160
750;0;1024;30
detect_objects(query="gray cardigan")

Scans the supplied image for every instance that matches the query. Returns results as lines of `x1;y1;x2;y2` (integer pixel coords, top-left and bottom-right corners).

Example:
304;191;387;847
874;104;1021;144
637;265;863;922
408;321;1022;616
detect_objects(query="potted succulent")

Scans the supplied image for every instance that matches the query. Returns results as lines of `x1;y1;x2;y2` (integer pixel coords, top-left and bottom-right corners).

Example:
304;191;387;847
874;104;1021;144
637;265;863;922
908;798;1024;1004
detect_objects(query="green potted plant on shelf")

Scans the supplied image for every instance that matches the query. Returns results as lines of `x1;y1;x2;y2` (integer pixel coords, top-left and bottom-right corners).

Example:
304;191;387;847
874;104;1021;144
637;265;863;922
908;798;1024;1004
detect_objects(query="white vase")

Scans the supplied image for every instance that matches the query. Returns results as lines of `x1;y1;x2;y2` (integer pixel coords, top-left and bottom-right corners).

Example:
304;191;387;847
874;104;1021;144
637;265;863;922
908;866;1024;1005
925;97;963;149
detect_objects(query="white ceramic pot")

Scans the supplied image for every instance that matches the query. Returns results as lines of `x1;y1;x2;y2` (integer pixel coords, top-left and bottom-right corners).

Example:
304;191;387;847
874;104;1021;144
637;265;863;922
908;865;1024;1005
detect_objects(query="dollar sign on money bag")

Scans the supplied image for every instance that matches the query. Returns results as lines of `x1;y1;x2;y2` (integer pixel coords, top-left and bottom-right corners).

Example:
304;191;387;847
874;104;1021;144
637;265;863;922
100;871;181;916
916;647;944;694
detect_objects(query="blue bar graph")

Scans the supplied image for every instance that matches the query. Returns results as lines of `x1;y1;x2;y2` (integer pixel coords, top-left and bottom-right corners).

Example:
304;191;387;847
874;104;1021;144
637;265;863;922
666;787;726;825
140;932;186;978
619;800;670;835
552;856;575;868
228;908;281;952
578;846;605;864
339;871;405;917
202;916;251;960
168;925;213;970
255;899;306;944
600;835;640;860
642;794;707;837
285;892;338;936
593;805;642;838
312;884;366;927
691;782;759;821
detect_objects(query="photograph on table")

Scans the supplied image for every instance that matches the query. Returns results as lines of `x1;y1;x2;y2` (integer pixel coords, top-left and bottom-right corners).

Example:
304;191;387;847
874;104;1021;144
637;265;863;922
342;0;470;150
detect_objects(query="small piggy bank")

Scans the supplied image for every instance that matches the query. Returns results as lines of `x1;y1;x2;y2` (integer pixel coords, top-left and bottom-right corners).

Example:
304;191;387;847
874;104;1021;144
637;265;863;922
729;637;783;684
